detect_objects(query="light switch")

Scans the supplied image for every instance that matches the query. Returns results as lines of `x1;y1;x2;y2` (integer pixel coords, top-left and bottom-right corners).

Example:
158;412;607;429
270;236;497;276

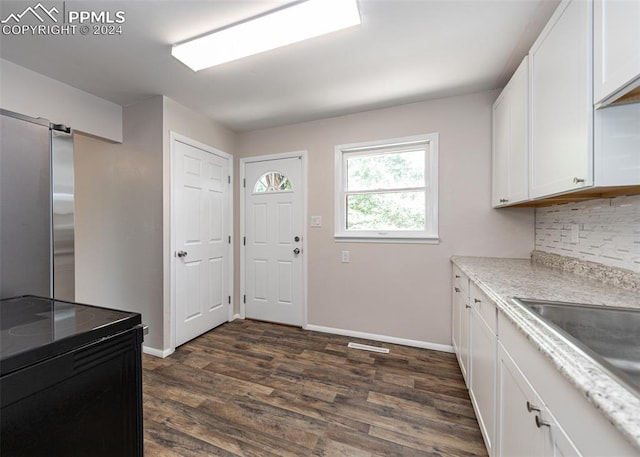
311;215;322;227
341;250;350;263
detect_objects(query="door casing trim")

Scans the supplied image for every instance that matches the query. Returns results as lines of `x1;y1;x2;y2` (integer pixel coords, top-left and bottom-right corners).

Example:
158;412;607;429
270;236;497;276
240;151;308;327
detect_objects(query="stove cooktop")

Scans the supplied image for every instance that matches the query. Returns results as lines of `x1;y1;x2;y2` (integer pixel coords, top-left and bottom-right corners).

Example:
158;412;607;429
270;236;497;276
0;295;141;376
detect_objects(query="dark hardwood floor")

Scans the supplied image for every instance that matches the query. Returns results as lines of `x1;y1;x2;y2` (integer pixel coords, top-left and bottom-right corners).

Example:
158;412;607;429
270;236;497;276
143;320;488;456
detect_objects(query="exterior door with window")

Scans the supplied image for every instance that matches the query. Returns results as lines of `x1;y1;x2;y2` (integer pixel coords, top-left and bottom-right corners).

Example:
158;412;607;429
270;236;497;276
244;156;303;326
174;137;231;347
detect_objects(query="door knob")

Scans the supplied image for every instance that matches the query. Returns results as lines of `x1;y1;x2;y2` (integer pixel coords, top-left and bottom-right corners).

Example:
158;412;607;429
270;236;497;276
294;236;301;242
293;248;301;255
177;250;188;258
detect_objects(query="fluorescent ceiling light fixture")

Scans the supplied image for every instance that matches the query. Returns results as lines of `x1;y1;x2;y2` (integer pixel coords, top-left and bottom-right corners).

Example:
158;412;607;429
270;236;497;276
172;0;361;71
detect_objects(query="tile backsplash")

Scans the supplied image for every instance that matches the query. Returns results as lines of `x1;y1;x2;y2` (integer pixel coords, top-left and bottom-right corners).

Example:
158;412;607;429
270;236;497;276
535;194;640;273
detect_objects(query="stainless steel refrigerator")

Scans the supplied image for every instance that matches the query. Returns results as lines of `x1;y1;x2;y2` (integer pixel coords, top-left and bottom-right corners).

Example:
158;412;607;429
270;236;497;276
0;109;75;300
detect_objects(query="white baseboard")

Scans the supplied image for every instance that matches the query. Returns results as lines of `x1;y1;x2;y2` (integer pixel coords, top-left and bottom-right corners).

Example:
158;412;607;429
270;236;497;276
304;324;454;353
143;345;174;358
230;313;242;321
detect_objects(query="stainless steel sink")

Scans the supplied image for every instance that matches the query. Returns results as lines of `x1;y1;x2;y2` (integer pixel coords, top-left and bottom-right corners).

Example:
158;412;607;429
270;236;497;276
512;298;640;397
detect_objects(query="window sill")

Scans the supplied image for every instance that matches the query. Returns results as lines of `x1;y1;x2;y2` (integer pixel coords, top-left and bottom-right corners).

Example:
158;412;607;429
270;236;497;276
334;235;440;244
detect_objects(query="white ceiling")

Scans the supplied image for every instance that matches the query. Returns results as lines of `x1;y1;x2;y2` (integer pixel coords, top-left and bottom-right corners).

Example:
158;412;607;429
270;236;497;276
0;0;559;132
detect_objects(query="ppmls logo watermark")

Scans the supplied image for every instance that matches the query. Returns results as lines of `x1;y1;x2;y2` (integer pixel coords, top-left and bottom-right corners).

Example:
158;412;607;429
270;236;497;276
1;2;126;36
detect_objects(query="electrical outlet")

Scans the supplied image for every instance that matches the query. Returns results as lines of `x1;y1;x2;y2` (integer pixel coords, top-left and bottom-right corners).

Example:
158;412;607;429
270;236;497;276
341;250;350;263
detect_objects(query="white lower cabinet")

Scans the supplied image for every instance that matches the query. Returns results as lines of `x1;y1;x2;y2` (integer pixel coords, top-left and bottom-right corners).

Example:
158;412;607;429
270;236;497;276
450;265;638;457
451;283;461;354
547;408;582;457
497;308;637;457
497;343;579;457
469;307;496;456
452;267;470;385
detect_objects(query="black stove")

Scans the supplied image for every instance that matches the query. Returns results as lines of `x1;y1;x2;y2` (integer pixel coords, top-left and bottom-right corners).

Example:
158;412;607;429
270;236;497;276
1;295;144;456
0;295;141;376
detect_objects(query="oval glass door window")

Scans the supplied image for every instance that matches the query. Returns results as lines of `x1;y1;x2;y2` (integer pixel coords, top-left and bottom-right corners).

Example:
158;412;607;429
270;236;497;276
253;171;293;193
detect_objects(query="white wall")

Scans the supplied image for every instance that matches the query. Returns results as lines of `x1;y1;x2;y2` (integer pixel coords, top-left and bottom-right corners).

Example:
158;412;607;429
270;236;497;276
0;59;122;142
237;90;534;347
536;195;640;272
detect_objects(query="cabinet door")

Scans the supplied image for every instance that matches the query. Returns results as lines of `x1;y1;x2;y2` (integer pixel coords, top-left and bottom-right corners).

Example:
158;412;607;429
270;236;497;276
545;409;582;457
452;283;461;353
492;91;509;207
453;268;470;385
497;344;547;457
594;0;640;104
492;57;529;207
459;291;470;386
469;309;496;455
507;57;529;204
529;0;593;198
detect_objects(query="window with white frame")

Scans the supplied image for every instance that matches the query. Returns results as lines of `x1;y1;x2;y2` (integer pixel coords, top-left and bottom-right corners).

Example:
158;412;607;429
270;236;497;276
334;133;439;242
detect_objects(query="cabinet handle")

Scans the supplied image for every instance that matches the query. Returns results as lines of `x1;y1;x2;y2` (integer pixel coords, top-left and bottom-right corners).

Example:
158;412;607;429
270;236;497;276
499;198;509;203
455;275;461;279
535;415;550;428
454;287;461;293
573;177;585;184
474;298;481;304
465;304;472;309
526;401;541;413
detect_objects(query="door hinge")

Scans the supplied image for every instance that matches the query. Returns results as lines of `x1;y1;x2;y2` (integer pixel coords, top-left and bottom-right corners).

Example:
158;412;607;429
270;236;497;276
228;235;231;244
228;296;231;304
228;175;231;184
243;294;246;304
243;178;246;188
243;236;246;246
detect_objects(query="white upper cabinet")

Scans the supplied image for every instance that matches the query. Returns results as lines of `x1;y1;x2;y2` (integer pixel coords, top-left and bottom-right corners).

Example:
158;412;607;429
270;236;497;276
529;0;593;199
492;57;529;208
493;0;640;206
593;0;640;105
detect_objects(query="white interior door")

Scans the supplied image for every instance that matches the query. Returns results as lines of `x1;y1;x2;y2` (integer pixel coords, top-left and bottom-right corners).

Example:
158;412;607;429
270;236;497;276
174;137;231;347
244;156;303;326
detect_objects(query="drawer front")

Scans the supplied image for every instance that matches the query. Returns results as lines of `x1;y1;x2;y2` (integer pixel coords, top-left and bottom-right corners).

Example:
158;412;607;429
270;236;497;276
470;282;497;334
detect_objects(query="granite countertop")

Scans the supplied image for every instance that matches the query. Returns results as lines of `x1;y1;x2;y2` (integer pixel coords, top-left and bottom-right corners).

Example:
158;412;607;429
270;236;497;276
450;256;640;451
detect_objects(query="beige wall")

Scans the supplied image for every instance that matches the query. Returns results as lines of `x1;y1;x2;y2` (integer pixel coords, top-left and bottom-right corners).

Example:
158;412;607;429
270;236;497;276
1;59;123;142
236;90;534;346
75;96;164;348
163;97;236;153
77;89;532;351
76;95;235;353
